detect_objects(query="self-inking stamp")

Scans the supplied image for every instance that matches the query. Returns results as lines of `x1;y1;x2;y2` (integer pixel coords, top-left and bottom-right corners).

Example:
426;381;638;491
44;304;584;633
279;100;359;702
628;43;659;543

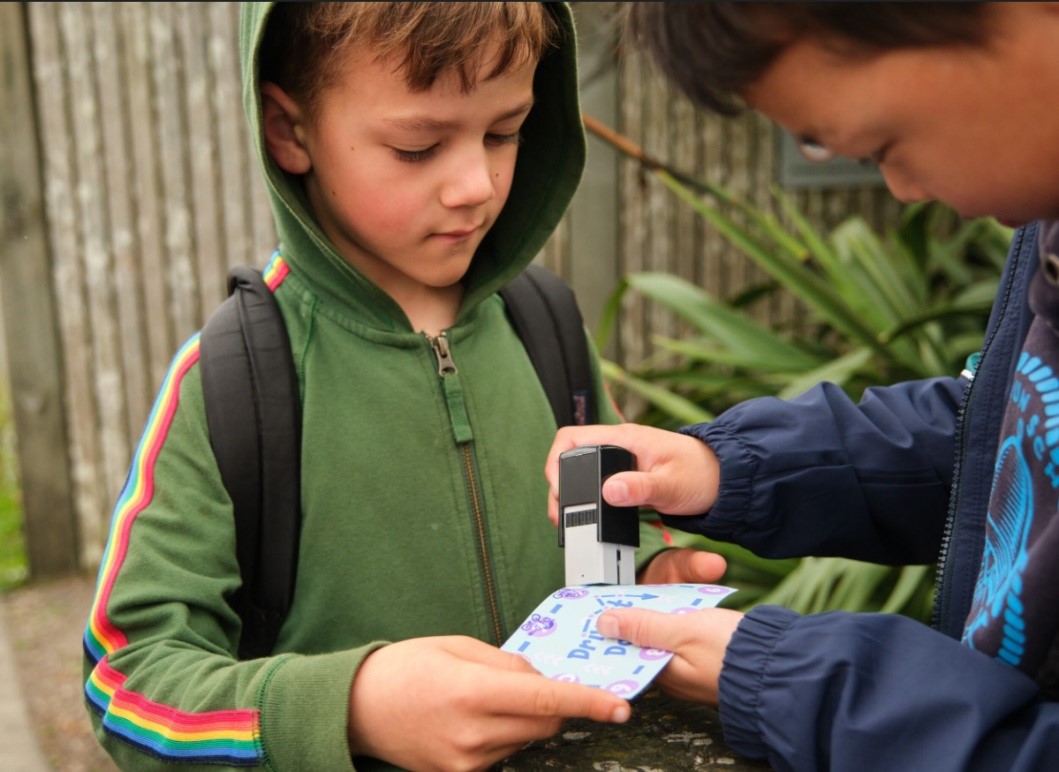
558;445;639;585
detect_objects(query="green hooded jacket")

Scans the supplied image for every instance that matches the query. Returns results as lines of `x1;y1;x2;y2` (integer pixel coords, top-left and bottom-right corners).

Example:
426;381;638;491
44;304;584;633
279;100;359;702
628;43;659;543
82;3;670;769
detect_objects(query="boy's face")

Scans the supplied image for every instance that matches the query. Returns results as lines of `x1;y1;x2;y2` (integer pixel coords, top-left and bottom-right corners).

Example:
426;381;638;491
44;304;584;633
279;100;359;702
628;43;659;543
743;5;1059;226
283;43;536;299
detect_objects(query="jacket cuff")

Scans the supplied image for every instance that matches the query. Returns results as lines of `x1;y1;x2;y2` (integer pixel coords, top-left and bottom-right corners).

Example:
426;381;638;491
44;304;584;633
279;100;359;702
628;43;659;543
258;643;387;771
668;422;755;539
717;605;799;758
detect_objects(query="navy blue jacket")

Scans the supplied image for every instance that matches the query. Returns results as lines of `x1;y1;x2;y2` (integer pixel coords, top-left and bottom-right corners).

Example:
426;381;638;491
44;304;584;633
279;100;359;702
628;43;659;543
673;223;1059;770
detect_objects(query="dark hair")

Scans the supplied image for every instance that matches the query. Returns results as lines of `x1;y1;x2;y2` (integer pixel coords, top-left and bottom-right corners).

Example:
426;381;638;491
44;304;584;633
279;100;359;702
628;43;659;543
625;3;987;116
259;2;558;118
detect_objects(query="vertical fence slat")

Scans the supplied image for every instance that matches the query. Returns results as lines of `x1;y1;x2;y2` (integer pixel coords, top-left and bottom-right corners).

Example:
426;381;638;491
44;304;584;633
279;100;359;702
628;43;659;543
118;2;174;393
2;2;79;576
91;3;152;449
181;4;228;316
64;3;133;533
210;4;260;272
153;1;201;344
615;48;648;416
565;2;620;348
643;73;672;361
30;3;109;569
672;94;699;326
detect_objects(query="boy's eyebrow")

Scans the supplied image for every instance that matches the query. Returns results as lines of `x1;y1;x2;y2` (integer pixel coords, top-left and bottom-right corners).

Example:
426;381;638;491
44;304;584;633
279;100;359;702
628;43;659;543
383;102;535;132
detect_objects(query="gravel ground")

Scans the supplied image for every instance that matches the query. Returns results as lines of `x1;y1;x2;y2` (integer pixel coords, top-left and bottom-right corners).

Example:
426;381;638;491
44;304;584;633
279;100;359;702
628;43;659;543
3;573;116;772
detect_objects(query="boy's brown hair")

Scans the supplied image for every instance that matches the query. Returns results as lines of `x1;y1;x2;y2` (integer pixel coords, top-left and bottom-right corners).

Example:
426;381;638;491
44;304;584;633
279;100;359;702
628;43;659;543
260;2;559;115
625;3;987;116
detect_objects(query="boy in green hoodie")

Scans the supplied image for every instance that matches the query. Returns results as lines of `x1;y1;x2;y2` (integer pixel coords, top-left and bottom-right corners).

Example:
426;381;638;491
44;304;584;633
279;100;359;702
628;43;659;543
82;4;723;770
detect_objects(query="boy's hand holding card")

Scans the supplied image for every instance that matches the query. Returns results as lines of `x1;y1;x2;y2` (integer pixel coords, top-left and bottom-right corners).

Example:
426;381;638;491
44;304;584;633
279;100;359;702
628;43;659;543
501;583;737;699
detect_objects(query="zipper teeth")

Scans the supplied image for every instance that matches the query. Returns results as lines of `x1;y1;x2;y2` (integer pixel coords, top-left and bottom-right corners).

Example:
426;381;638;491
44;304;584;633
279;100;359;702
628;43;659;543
931;377;973;628
931;225;1028;630
462;444;503;645
428;332;503;644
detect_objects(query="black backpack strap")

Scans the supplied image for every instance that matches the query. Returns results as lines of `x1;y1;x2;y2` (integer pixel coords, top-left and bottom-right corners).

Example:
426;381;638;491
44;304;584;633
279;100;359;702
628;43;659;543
198;265;302;660
500;264;596;427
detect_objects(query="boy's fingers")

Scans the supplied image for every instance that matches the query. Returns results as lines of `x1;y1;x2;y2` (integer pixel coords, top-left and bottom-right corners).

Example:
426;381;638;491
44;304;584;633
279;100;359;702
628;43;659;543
679;550;727;583
640;548;727;584
457;644;632;722
595;608;686;653
496;674;631;724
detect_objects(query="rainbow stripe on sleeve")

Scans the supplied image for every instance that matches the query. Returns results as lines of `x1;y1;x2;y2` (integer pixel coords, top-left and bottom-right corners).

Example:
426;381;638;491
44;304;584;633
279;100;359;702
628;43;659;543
82;254;292;765
85;659;262;764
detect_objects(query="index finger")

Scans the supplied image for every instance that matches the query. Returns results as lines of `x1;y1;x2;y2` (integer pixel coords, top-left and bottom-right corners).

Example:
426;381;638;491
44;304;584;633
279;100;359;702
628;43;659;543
492;670;631;724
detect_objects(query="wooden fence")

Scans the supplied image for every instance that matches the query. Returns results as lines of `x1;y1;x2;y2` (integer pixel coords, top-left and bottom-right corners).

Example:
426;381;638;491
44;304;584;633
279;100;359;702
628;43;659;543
0;2;902;578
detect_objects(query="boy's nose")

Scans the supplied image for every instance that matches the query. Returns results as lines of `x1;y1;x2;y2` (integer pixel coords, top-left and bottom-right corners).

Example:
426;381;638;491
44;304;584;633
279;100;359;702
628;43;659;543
440;152;495;208
880;167;929;204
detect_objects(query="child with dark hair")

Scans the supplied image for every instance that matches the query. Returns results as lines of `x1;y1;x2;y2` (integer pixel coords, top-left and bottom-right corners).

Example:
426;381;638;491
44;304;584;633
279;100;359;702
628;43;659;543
546;3;1059;769
82;4;723;770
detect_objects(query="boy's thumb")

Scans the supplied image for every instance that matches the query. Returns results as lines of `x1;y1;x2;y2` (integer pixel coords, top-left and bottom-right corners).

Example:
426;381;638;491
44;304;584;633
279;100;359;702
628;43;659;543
596;608;676;652
602;472;656;508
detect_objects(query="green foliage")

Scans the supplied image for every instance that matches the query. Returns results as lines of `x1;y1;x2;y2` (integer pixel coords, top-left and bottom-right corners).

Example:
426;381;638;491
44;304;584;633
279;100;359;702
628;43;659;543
600;164;1010;620
601;182;1011;427
0;380;26;591
0;480;27;592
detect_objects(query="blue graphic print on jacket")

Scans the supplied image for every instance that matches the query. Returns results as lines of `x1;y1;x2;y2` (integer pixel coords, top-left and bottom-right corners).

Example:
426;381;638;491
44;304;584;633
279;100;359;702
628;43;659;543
962;351;1057;665
962;225;1059;683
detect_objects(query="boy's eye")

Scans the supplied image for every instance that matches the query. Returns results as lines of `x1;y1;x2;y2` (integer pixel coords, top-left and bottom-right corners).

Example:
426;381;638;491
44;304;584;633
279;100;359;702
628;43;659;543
796;136;834;164
485;132;523;148
392;145;439;163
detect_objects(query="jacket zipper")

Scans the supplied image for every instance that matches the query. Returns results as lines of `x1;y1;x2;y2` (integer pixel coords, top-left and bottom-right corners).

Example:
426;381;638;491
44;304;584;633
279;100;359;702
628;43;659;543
428;333;504;645
931;226;1028;633
930;367;975;630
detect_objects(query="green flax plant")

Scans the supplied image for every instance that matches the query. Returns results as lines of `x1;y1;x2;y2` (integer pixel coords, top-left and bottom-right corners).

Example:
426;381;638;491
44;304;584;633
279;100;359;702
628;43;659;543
585;116;1012;618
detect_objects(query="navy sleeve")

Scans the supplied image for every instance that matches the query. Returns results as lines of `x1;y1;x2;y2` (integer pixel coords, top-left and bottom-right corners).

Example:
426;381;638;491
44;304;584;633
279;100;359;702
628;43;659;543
719;606;1059;772
672;376;967;564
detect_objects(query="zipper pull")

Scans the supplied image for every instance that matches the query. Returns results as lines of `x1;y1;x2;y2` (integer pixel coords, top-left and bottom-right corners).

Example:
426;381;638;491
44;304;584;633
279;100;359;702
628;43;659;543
430;333;458;376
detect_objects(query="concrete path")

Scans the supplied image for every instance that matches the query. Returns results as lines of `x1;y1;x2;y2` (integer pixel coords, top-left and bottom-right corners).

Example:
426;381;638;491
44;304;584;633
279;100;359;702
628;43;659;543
0;601;50;771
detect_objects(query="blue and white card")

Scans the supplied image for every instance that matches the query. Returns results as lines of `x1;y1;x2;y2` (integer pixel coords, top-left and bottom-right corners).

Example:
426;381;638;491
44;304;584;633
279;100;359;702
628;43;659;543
502;584;737;699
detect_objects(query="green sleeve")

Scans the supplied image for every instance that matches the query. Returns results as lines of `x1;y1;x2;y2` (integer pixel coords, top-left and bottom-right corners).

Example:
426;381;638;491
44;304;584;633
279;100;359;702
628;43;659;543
81;341;376;771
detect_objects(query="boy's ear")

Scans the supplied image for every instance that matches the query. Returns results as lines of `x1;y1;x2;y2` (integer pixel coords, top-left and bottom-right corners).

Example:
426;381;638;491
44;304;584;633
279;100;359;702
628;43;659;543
260;82;312;174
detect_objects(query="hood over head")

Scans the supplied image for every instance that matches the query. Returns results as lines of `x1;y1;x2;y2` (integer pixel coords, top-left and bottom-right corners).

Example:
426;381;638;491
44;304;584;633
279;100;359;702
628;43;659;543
238;2;585;330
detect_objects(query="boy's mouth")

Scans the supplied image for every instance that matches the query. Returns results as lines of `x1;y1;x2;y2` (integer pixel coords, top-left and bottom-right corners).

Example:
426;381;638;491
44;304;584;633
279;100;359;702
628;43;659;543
433;225;482;241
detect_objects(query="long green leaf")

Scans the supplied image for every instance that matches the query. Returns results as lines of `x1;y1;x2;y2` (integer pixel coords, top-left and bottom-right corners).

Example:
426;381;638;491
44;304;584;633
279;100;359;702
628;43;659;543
880;285;999;346
594;278;628;352
776;347;874;400
832;218;919;321
627;273;821;370
772;185;842;274
880;565;933;615
653;335;826;374
672;173;813;262
830;563;891;611
600;360;714;424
